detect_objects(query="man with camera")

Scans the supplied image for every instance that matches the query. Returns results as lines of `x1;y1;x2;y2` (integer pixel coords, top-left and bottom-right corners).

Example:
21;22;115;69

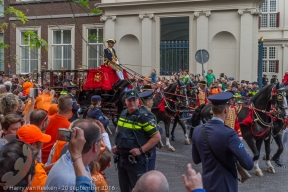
112;90;161;192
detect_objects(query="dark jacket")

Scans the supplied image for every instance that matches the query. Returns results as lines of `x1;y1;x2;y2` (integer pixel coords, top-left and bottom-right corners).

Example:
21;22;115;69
69;93;79;122
192;119;253;192
262;77;269;86
87;106;109;127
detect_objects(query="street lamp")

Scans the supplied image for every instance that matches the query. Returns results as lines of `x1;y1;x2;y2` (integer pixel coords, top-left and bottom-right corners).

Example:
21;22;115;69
258;36;264;88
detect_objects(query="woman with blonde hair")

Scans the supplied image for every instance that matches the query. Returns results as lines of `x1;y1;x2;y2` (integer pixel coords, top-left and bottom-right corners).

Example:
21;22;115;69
89;147;112;192
86;95;109;128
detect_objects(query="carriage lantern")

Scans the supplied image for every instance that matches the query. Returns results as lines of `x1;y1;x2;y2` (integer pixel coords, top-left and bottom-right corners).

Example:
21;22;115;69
78;65;84;92
33;68;38;81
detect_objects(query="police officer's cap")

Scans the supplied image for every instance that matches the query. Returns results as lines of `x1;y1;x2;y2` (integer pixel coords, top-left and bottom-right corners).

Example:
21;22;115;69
125;90;139;99
67;85;77;90
139;90;153;100
208;92;233;106
91;95;102;102
252;82;258;85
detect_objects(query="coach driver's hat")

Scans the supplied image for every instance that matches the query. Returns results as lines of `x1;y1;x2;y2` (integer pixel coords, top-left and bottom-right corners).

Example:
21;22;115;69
139;90;153;100
105;39;117;44
125;90;139;99
91;95;102;102
208;92;233;105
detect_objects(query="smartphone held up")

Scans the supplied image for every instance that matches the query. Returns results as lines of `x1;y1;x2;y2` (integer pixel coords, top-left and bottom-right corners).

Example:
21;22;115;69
57;128;72;142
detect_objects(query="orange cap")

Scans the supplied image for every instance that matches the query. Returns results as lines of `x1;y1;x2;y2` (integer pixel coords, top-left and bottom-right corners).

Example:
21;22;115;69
17;124;51;144
48;104;58;116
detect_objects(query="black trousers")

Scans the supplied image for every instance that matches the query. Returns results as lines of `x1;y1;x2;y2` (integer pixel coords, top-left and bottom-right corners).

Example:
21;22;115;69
117;156;147;192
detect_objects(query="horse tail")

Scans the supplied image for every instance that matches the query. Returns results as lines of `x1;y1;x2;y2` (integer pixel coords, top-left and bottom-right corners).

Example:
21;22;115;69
191;104;206;127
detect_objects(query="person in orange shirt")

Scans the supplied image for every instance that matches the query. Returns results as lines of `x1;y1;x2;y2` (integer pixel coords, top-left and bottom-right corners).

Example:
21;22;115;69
209;82;222;96
42;95;72;163
89;147;112;192
17;124;51;192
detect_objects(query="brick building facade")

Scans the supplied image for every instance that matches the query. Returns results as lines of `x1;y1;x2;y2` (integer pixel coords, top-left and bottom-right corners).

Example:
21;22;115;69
1;0;103;74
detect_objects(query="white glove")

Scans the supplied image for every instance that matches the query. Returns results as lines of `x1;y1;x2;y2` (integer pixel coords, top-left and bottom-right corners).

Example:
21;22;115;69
239;137;243;141
115;60;120;65
77;108;81;113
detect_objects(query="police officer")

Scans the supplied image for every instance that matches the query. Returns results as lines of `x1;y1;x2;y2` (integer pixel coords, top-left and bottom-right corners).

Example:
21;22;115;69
192;92;253;192
67;85;79;122
139;90;163;171
60;79;70;95
112;90;161;192
86;95;109;127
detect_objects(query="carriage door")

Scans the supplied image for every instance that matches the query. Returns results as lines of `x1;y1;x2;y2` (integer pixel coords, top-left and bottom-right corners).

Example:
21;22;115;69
160;17;189;76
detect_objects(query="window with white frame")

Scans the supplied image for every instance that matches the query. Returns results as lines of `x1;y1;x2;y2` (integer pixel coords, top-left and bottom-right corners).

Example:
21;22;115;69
262;46;279;73
87;28;103;68
0;34;3;71
52;30;72;69
260;0;279;28
0;1;4;17
20;31;38;73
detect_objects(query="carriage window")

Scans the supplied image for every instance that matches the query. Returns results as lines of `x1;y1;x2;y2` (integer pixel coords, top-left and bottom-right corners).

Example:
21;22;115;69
160;17;189;75
52;30;72;70
262;46;279;73
87;28;103;69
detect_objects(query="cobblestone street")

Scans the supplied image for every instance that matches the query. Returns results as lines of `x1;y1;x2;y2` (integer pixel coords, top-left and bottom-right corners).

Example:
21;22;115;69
105;122;288;192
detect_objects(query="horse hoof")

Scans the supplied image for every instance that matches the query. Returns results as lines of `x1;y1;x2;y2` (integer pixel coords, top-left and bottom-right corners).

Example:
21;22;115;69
185;140;190;145
168;146;175;152
267;167;276;174
255;170;263;177
263;155;271;160
171;137;175;141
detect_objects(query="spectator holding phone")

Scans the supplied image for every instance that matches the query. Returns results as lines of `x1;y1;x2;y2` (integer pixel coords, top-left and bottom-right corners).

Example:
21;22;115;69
205;69;215;87
44;119;102;192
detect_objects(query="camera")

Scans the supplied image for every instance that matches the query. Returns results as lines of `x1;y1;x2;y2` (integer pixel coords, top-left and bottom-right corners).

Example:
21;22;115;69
29;88;39;98
57;128;72;142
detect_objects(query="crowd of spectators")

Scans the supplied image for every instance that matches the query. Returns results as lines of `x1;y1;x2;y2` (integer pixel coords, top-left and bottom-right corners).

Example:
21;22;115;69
0;71;206;192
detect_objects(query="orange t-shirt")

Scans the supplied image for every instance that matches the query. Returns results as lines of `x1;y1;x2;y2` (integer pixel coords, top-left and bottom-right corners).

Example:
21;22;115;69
52;140;68;163
42;114;70;164
28;162;47;192
92;172;109;192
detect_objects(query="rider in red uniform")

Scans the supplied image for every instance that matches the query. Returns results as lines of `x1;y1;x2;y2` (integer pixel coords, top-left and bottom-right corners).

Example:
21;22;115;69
282;71;288;85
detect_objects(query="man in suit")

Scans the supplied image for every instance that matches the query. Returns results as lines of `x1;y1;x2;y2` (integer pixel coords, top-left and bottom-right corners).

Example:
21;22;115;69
192;92;253;192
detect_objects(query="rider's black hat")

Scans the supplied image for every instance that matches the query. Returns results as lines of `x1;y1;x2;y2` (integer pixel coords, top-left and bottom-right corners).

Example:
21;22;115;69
208;92;233;105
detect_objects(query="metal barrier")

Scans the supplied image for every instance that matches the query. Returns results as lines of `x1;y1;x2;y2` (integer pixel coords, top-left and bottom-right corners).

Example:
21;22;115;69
160;40;189;75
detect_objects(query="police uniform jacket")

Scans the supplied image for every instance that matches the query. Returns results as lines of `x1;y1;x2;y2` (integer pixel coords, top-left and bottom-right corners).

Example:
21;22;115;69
115;109;158;156
87;106;109;127
192;118;253;192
